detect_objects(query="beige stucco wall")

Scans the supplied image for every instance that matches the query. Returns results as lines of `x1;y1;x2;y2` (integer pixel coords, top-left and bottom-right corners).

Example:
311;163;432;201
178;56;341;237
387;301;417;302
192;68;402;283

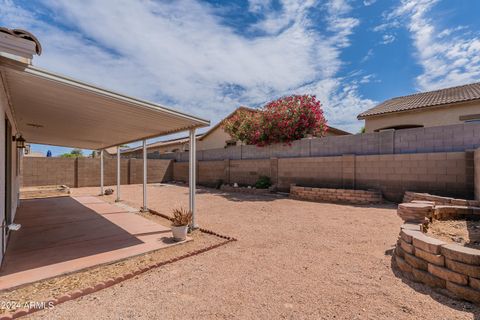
475;149;480;201
364;100;480;133
324;129;343;136
0;79;20;264
124;141;187;157
197;126;237;151
150;142;188;154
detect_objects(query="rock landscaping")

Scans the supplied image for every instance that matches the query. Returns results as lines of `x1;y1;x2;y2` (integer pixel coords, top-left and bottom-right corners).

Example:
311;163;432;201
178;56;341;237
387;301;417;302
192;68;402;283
395;192;480;304
19;185;70;200
427;219;480;249
220;184;273;195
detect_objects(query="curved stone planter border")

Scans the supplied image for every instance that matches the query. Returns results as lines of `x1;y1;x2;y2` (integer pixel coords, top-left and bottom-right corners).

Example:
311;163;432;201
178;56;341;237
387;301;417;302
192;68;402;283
394;223;480;305
403;191;480;207
0;210;237;319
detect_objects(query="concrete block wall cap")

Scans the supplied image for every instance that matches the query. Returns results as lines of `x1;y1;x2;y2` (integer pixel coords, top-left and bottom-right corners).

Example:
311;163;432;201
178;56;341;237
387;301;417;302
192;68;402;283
435;205;471;210
401;223;422;231
412;232;446;254
441;244;480;265
401;229;423;243
411;200;436;205
399;203;433;209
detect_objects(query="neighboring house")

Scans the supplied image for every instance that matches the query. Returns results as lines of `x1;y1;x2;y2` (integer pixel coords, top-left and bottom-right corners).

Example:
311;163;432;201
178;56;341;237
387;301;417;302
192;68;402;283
358;82;480;133
122;106;351;157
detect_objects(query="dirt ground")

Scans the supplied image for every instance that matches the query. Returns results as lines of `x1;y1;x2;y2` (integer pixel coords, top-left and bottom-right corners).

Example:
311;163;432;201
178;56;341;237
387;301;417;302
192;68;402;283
428;219;480;249
28;183;480;319
0;212;225;315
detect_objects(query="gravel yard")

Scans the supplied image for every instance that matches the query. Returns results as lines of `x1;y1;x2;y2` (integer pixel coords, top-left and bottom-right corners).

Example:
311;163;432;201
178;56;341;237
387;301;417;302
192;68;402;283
29;184;480;319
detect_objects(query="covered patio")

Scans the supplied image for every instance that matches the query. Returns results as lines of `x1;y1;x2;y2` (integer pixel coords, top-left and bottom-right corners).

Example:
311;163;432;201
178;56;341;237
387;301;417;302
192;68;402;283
0;29;209;289
0;195;180;290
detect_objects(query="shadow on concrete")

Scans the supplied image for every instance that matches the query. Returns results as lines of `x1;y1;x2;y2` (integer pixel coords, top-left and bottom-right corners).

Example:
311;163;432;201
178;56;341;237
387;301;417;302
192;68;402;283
389;253;480;319
0;197;144;275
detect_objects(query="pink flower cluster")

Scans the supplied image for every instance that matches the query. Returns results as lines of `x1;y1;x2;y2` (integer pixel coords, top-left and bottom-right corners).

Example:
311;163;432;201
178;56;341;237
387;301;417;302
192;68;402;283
223;95;327;146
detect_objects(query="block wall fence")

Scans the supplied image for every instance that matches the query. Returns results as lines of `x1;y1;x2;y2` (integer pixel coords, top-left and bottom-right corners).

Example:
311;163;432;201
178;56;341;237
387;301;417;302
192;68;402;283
152;123;480;162
22;158;173;188
172;151;476;202
21;150;479;203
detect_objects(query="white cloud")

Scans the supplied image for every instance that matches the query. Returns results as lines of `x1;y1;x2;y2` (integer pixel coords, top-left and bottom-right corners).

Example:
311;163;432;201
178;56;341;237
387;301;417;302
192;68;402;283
389;0;480;90
361;48;374;63
363;0;377;6
381;34;395;44
372;21;400;32
0;0;372;134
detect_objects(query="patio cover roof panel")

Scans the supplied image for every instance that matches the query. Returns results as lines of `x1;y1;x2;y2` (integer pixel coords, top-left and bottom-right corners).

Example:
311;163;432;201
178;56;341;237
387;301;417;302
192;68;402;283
0;61;209;150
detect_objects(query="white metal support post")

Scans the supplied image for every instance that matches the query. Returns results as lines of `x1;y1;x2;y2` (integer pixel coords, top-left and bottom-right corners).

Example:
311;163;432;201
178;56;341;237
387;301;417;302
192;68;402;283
100;149;104;196
189;129;197;228
141;139;148;212
116;146;121;202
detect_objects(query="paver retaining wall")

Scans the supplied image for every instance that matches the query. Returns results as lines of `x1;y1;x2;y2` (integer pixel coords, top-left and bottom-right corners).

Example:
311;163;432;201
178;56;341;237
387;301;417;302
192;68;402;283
395;223;480;305
22;158;173;188
290;185;382;204
172;151;475;202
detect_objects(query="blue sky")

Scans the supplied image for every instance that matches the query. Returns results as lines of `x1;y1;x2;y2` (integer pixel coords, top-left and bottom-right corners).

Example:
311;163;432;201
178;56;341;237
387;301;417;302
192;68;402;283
1;0;480;156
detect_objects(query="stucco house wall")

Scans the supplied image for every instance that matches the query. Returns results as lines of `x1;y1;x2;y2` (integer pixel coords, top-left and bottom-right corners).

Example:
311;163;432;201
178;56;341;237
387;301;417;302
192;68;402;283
197;126;238;151
476;149;480;201
0;78;21;264
364;100;480;133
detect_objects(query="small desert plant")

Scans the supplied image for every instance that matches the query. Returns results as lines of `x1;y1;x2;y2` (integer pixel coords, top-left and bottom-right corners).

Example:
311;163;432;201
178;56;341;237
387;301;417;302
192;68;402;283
255;176;272;189
172;208;192;226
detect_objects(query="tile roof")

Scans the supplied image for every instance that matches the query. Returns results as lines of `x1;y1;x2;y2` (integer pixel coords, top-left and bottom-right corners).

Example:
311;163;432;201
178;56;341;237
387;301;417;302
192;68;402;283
0;27;42;55
357;82;480;119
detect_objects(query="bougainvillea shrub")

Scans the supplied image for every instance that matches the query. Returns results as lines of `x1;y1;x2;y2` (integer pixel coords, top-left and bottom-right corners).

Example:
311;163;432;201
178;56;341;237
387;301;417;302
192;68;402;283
222;95;327;146
222;108;262;145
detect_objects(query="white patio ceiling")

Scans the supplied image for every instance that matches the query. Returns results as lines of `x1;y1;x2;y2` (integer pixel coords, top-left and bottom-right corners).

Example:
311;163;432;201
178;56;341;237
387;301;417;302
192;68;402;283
0;59;209;150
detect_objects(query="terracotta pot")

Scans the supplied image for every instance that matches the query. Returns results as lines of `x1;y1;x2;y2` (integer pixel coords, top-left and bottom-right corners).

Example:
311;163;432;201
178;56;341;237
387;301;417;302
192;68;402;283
171;225;188;241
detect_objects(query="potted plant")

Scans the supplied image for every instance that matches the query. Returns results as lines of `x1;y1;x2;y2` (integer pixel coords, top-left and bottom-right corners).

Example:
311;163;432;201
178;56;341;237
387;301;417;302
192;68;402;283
171;208;192;241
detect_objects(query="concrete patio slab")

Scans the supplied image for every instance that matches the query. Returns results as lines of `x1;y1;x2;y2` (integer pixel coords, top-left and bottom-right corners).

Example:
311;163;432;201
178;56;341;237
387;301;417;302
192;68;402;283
0;196;185;291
